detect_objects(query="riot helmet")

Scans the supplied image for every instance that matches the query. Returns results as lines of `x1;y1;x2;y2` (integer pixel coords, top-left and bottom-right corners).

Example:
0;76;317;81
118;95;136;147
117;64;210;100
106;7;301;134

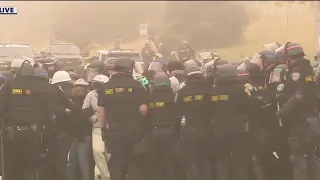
152;72;171;87
249;50;277;72
184;59;201;67
148;58;167;72
18;62;35;76
113;57;135;73
86;60;105;82
214;64;238;84
275;42;305;66
167;60;185;73
185;65;202;76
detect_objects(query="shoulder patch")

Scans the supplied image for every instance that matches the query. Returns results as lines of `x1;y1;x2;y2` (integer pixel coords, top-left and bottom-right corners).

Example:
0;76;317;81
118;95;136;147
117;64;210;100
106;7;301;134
291;73;300;81
11;89;22;95
105;89;113;95
25;89;32;95
194;95;203;101
183;96;192;102
244;83;253;91
277;83;284;92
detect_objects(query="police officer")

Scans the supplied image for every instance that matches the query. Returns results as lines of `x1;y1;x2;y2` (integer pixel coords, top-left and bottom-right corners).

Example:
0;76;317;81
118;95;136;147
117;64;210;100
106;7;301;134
146;72;184;180
85;60;106;83
98;57;149;180
209;64;250;180
275;42;320;180
0;62;52;180
48;70;75;180
239;50;279;180
178;41;196;62
176;65;211;180
203;59;229;88
105;58;116;78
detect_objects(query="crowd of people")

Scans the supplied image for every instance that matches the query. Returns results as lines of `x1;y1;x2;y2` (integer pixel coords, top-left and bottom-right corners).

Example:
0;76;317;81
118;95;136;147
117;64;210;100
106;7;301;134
0;40;319;180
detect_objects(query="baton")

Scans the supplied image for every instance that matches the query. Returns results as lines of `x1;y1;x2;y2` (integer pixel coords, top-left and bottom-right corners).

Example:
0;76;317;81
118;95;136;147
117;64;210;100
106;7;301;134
277;102;283;127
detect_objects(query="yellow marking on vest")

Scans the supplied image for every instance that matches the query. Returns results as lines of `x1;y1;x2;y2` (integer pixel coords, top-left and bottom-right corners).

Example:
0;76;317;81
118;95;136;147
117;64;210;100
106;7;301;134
115;88;124;93
211;95;219;101
149;103;154;108
219;95;229;101
305;76;313;82
183;96;192;102
194;95;203;101
155;102;164;107
11;89;22;95
105;89;113;95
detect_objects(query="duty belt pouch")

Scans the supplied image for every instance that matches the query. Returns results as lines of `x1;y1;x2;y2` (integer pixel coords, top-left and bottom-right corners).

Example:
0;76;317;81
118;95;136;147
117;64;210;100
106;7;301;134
5;125;41;141
307;117;320;144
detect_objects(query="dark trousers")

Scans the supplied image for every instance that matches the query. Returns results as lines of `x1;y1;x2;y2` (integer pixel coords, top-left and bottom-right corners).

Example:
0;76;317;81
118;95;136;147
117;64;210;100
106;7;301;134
288;123;320;180
3;129;42;180
108;134;139;180
210;133;249;180
46;133;72;180
68;137;94;180
181;126;206;180
148;127;185;180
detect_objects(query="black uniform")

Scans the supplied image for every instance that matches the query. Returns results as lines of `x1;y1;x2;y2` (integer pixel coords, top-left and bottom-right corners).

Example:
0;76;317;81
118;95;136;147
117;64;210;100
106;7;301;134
98;73;148;180
176;75;211;180
145;85;184;180
276;59;320;180
209;65;250;180
0;75;51;180
46;84;74;180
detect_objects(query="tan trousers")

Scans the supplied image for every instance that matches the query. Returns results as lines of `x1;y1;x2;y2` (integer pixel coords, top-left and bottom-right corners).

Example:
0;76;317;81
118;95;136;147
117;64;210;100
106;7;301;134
92;130;110;180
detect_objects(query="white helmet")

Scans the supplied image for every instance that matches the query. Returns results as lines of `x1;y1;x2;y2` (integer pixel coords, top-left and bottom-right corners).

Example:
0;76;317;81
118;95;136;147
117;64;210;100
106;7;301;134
73;78;89;86
92;75;109;84
10;57;35;69
51;71;72;84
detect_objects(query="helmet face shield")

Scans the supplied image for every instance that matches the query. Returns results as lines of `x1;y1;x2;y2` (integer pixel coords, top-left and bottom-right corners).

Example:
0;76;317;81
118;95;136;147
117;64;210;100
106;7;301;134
148;62;165;71
86;68;100;82
250;54;263;71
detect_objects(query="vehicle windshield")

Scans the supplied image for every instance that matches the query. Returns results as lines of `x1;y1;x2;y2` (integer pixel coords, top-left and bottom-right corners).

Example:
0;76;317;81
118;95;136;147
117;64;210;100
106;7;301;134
0;47;35;60
105;52;142;62
50;45;81;55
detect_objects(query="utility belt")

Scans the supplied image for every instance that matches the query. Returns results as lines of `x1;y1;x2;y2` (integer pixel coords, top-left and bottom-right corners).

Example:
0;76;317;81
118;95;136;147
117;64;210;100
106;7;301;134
3;124;45;140
152;125;175;129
